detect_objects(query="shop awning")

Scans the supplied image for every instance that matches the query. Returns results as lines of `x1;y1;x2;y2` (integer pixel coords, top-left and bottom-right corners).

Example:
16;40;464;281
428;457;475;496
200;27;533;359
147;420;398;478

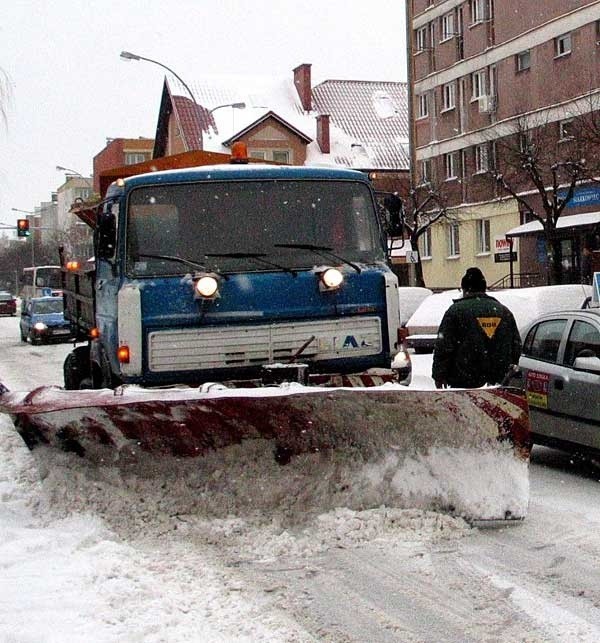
505;211;600;237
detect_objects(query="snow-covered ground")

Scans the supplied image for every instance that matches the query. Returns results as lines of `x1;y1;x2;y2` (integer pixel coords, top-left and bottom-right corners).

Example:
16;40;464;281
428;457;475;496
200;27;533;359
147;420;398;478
0;318;475;642
2;314;600;641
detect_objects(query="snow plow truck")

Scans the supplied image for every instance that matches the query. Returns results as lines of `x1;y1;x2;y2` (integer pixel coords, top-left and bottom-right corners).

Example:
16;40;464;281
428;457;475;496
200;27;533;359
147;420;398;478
0;146;532;522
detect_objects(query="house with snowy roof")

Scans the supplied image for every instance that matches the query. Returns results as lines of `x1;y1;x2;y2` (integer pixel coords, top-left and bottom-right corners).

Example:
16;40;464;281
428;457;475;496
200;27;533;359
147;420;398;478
151;63;409;194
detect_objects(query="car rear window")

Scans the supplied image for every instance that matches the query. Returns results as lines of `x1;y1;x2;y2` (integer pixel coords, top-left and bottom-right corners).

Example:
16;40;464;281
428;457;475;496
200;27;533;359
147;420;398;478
0;293;13;301
523;319;567;362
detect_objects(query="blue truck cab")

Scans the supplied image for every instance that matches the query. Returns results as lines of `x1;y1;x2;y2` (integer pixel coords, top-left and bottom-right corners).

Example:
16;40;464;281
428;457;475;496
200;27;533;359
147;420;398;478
63;163;402;389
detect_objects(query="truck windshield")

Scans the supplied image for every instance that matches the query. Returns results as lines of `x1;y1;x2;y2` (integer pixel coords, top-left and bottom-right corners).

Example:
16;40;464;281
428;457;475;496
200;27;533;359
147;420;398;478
125;179;384;276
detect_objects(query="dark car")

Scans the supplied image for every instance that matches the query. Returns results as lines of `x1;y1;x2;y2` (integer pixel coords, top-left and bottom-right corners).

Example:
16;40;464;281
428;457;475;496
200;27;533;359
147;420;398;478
19;296;73;344
508;308;600;455
0;291;17;316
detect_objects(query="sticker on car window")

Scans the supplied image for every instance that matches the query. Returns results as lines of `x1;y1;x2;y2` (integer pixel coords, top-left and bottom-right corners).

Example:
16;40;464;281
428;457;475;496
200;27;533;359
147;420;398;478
525;370;550;409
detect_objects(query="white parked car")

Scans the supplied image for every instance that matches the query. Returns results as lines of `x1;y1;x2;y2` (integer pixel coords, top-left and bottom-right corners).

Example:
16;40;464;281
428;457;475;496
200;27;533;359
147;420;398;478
405;284;593;353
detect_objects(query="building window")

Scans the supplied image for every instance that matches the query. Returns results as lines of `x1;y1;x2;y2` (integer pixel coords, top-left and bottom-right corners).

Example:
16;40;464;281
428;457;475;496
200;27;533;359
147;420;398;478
441;12;455;41
444;152;458;180
417;93;429;119
420;227;432;259
75;188;91;201
471;70;486;100
516;50;530;72
124;152;148;165
470;0;489;24
555;33;572;57
474;144;489;173
476;219;491;253
249;149;291;163
272;150;291;164
559;118;574;141
419;159;431;184
442;82;456;111
447;223;460;257
416;26;428;52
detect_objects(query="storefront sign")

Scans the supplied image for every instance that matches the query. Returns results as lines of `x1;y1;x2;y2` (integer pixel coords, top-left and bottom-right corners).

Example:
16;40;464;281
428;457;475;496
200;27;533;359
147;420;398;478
559;185;600;209
494;237;518;263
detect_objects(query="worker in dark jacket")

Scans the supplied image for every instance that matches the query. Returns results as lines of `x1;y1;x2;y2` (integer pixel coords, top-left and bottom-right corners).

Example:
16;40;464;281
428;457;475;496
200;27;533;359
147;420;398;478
432;267;522;388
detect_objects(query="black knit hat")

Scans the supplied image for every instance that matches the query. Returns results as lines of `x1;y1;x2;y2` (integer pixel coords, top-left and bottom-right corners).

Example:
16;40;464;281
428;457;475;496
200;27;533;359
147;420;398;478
461;267;487;292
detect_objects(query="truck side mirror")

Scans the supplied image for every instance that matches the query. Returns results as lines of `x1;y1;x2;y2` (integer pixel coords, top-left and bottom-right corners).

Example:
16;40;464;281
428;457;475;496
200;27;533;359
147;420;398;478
97;210;116;260
383;194;404;236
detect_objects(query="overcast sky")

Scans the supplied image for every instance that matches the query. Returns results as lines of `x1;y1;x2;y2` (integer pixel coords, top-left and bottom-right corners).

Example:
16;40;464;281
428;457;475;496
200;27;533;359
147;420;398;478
0;0;407;228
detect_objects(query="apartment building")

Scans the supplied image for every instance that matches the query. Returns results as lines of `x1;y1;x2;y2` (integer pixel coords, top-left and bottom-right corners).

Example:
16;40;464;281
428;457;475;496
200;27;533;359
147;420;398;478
409;0;600;288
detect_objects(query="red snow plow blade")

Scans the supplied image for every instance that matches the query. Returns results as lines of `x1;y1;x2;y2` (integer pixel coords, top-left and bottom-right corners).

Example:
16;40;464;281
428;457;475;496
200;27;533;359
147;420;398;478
0;384;532;521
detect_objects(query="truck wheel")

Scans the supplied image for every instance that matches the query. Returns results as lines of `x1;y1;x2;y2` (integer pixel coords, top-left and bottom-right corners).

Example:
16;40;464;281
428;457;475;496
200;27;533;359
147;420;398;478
64;346;91;390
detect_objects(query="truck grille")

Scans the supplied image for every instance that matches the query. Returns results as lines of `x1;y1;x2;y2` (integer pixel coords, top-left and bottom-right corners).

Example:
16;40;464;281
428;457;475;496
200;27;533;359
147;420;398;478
147;316;382;372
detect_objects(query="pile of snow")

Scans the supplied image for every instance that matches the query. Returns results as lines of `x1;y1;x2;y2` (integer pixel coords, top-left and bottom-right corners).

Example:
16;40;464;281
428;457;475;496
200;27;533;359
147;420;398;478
406;283;593;340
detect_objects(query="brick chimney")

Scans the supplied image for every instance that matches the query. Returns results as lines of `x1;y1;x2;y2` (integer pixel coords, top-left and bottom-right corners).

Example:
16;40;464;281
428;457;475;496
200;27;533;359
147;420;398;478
293;63;312;112
316;114;330;154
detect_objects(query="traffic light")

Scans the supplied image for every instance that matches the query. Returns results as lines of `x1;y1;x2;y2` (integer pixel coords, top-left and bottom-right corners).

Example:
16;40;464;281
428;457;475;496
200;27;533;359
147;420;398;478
17;218;30;237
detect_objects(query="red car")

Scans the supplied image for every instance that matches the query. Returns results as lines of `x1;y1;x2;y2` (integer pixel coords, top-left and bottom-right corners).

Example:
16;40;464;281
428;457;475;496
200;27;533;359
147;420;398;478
0;291;17;316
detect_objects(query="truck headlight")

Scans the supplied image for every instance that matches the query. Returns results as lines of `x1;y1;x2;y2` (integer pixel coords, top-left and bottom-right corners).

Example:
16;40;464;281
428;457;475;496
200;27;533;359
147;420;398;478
320;267;344;291
194;274;220;299
34;322;47;331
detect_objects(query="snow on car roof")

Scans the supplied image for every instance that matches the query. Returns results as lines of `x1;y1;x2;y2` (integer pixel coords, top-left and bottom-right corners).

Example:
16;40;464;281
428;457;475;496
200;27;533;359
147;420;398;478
407;284;594;334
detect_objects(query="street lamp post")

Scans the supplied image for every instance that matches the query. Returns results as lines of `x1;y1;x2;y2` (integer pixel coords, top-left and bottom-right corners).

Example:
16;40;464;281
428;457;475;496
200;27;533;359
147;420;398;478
120;50;198;106
120;51;246;149
208;102;246;115
56;165;85;177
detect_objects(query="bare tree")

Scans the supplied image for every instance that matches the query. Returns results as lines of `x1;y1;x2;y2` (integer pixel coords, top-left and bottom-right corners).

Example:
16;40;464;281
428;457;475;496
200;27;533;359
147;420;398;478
403;184;452;287
382;182;452;288
487;115;593;285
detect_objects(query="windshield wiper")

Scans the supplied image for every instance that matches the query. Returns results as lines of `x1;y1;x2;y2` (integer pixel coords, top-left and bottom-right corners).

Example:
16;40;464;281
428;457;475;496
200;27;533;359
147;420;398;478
137;253;207;270
274;243;361;273
205;252;297;277
136;253;229;279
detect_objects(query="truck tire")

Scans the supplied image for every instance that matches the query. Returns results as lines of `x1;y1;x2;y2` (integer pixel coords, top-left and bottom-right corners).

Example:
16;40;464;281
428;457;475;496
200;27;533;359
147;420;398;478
64;346;92;390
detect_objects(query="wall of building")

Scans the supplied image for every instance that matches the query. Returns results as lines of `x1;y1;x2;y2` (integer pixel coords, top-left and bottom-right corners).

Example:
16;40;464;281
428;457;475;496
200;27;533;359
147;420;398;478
243;118;308;165
93;138;154;193
422;198;520;289
410;0;600;288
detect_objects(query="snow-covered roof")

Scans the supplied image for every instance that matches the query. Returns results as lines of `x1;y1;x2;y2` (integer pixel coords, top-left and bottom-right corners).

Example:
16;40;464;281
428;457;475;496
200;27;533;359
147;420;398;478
506;211;600;237
162;68;409;171
311;80;409;169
